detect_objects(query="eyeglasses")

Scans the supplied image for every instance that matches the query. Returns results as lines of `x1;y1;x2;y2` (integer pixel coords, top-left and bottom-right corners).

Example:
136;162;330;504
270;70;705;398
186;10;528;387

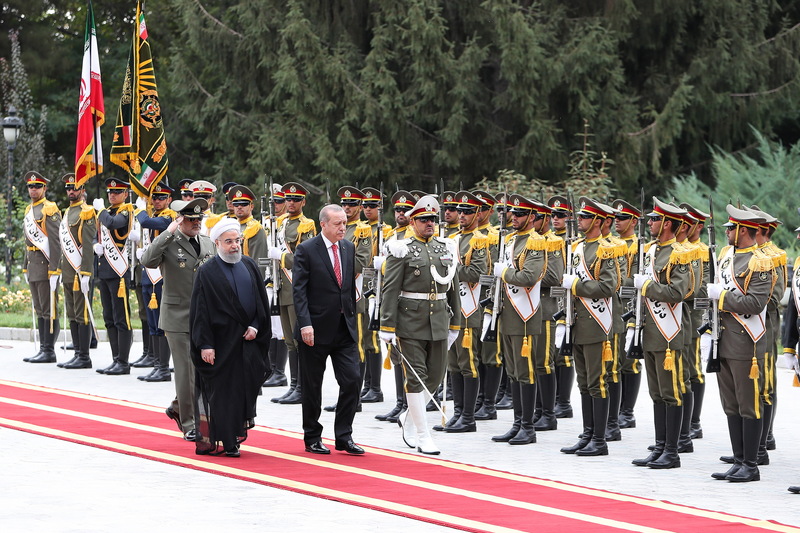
615;215;633;221
181;192;194;197
416;217;437;224
362;202;380;209
107;189;126;194
394;207;408;212
534;214;546;221
578;213;595;220
444;206;458;212
65;185;78;191
274;199;285;204
285;198;302;203
648;215;663;222
27;183;44;189
152;194;170;201
551;212;569;219
456;207;477;215
510;210;530;217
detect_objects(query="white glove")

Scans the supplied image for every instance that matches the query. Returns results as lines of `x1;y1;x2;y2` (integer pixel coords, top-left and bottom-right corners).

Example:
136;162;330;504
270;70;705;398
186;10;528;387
633;274;648;290
128;227;140;243
700;333;713;363
92;198;104;211
624;327;635;353
23;271;28;284
373;255;386;270
368;297;376;319
707;283;723;300
379;331;396;346
265;286;275;302
270;314;283;339
135;197;147;211
447;329;460;349
49;274;59;292
93;243;104;256
267;248;283;260
555;323;566;350
481;313;492;341
561;273;578;289
135;248;144;260
80;275;91;294
493;261;509;278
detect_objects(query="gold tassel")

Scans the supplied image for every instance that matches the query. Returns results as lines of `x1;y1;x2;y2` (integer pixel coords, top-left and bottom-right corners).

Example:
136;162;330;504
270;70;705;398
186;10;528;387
602;340;613;362
793;374;800;388
749;356;759;380
148;291;158;310
521;336;531;358
383;347;392;370
564;356;572;368
462;328;471;349
117;279;126;298
663;348;675;371
73;276;79;291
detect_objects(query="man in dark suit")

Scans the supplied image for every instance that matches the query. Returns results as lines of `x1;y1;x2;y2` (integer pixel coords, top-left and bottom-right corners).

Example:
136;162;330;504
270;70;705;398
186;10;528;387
293;204;363;455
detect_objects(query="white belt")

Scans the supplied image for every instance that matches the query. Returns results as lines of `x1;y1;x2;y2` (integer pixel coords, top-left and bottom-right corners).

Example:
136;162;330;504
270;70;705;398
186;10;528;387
400;291;446;301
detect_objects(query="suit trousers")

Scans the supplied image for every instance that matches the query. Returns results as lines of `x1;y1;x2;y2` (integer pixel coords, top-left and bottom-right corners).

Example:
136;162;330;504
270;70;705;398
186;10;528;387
299;315;360;444
164;330;195;432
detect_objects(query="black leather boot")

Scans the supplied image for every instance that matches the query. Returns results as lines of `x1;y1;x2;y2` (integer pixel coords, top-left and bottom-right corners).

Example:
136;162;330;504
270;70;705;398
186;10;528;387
475;365;501;420
605;380;621;441
377;365;405;421
24;317;46;362
689;380;704;438
561;393;593;454
105;328;132;375
361;351;384;402
618;371;641;428
577;396;609;456
554;364;575;418
30;318;58;363
97;326;119;374
143;336;172;381
435;373;463;431
63;323;92;369
677;389;694;453
757;400;773;464
58;321;80;368
492;381;522;442
132;328;155;367
510;382;537;444
272;349;298;402
447;376;479;433
279;350;302;404
633;403;666;466
263;339;288;386
727;417;762;482
496;370;513;410
648;405;682;469
533;372;557;431
713;415;743;479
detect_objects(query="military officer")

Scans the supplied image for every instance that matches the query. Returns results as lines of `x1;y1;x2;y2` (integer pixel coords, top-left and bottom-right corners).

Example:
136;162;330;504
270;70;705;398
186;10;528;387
140;198;215;441
229;185;268;263
22;171;62;363
133;183;177;382
630;198;693;469
58;173;96;369
262;182;290;388
267;182;317;405
440;191;460;237
222;181;238;218
178;178;194;200
191;180;224;237
782;211;800;494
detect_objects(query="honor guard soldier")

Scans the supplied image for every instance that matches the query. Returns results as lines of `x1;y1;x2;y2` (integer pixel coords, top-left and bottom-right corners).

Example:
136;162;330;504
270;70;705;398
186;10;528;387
440;191;460;237
22;171;62;363
548;195;576;419
374;190;417;424
437;191;489;433
133;183;177;381
559;198;620;456
178;178;194;200
92;177;135;375
489;194;548;446
229;185;268;262
630;198;693;469
263;182;289;388
190;180;223;236
360;186;389;403
267;181;317;405
708;206;773;482
222;181;238;218
490;192;515;412
58;173;96;369
782;211;800;494
379;195;461;454
141;198;215;441
611;199;643;430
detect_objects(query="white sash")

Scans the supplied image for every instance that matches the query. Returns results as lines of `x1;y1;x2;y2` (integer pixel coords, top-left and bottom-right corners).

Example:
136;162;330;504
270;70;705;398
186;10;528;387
574;241;613;334
643;244;682;341
355;273;363;302
99;224;129;277
141;228;163;284
502;235;541;321
719;247;766;342
59;216;83;272
459;281;481;318
23;209;50;260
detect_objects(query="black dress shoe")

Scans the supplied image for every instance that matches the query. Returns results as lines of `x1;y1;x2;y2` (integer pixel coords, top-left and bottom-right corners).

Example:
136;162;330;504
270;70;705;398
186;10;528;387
104;362;130;375
788;486;800;494
263;371;287;387
323;403;337;412
305;441;331;454
360;390;384;403
224;447;240;457
279;389;302;404
183;429;196;441
165;407;182;432
335;439;365;455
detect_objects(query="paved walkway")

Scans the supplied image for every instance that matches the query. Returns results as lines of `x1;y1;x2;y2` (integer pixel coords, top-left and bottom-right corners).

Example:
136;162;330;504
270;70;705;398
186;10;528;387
1;333;799;532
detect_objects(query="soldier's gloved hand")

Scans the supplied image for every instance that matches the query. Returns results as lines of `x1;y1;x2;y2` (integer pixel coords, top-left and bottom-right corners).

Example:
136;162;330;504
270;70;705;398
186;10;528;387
707;283;723;300
80;275;91;294
49;274;60;292
633;274;648;290
135;248;144;260
373;255;386;271
270;315;283;339
129;227;140;243
379;331;396;346
561;273;578;289
368;296;376;319
93;243;104;256
624;326;635;353
556;323;567;350
267;248;283;260
701;333;713;363
135;197;147;211
480;313;492;341
447;329;460;349
493;261;509;278
92;198;105;211
23;271;28;284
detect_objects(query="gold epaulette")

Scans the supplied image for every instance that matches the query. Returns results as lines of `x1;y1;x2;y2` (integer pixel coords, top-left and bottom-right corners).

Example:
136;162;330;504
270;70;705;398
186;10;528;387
596;240;620;259
277;213;289;226
297;217;316;235
205;213;225;228
667;242;697;265
242;219;261;240
603;235;628;258
570;237;586;253
353;223;372;240
487;232;499;246
545;232;565;253
504;232;515;244
628;239;638;256
469;231;489;250
749;249;775;272
525;232;548;251
794;256;800;270
42;201;59;217
79;204;96;220
643;240;656;253
718;245;732;262
382;225;393;240
694;241;709;254
159;208;177;220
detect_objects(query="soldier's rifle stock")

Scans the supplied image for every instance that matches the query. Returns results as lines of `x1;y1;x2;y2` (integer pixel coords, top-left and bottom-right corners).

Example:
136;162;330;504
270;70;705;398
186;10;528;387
558;192;577;357
482;187;507;342
705;197;721;373
624;189;647;359
368;183;385;331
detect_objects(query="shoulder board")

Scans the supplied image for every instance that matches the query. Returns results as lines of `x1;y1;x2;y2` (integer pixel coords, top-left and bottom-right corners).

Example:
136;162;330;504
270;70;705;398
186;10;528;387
695;241;709;254
666;242;696;265
42;202;60;217
524;232;548;251
160;208;177;219
571;238;586;253
748;250;775;273
468;231;489;250
504;232;515;244
24;203;32;215
297;218;316;235
79;204;96;221
119;203;134;214
643;240;657;253
353;223;372;240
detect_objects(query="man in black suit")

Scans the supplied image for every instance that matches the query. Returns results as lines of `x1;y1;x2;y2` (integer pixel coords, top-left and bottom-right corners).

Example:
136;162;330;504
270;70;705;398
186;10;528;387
293;204;364;455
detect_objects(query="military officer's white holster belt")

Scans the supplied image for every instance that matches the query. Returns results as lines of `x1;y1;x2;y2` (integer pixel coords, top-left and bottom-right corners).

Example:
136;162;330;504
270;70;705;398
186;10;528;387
400;291;447;301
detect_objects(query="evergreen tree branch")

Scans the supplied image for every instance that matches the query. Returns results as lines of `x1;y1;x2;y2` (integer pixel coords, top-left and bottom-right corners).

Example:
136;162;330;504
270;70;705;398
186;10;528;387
184;67;250;121
729;79;795;98
192;0;243;38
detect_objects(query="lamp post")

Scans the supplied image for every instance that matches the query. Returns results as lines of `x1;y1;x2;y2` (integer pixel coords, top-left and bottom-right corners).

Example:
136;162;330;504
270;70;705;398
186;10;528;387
3;105;24;285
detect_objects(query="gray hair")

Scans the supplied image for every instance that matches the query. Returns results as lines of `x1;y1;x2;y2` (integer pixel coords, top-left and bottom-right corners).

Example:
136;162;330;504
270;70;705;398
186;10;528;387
319;204;345;224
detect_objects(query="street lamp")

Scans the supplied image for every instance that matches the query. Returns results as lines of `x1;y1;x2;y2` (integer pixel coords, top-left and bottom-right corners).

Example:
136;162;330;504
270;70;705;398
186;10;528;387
3;105;24;285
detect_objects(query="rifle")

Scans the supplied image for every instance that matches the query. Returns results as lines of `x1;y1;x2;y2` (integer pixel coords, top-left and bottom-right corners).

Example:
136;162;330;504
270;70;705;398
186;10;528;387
625;188;647;359
268;177;281;315
482;185;508;342
704;196;721;373
557;192;578;358
368;183;384;331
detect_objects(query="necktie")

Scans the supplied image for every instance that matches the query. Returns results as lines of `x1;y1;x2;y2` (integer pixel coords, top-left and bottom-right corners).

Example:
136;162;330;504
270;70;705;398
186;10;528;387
189;237;200;255
332;243;342;287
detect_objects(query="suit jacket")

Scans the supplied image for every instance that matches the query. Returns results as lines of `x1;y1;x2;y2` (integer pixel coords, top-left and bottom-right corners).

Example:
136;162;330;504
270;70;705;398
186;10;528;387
140;228;215;333
292;234;357;345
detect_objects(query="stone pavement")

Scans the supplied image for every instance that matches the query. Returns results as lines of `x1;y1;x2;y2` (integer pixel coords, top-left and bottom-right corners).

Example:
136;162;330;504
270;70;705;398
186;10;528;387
1;333;799;532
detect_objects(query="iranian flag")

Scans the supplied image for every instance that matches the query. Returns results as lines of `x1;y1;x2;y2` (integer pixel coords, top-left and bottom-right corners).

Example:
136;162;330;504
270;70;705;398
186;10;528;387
74;1;104;188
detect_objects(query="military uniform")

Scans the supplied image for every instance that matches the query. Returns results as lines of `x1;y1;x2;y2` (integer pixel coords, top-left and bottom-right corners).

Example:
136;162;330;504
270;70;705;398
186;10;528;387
22;171;62;363
58;173;96;369
140;198;215;438
440;191;461;238
262;183;289;388
228;185;269;263
191;180;225;237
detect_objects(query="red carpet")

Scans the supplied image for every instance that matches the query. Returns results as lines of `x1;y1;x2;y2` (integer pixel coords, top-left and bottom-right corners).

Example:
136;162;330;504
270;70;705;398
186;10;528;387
0;379;795;533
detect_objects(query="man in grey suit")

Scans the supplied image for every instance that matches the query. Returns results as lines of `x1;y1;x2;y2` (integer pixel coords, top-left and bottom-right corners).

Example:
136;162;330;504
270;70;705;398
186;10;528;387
141;198;215;441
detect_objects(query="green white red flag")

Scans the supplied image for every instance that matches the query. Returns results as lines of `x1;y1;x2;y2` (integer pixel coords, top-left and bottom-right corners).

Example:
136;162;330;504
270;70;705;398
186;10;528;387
74;1;104;188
